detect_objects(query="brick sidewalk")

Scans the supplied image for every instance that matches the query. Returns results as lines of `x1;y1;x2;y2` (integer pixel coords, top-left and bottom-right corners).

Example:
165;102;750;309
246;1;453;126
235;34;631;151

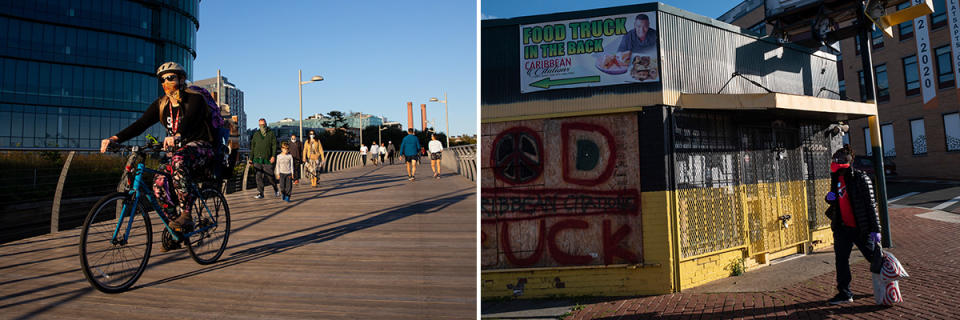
566;207;960;319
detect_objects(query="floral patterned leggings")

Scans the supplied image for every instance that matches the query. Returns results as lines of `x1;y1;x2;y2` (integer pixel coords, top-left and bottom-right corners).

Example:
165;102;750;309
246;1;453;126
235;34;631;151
153;141;214;218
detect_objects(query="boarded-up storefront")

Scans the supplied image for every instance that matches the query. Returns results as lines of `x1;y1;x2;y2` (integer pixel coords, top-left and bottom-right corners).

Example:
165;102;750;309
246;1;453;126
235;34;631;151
481;2;877;298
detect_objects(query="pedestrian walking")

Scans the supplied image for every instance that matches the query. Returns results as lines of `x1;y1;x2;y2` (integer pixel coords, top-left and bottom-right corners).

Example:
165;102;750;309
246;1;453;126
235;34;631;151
288;134;303;185
399;128;421;181
276;142;295;202
387;141;396;165
303;130;326;187
370;142;380;166
428;134;443;179
360;143;368;166
250;118;279;199
379;142;387;165
824;145;881;305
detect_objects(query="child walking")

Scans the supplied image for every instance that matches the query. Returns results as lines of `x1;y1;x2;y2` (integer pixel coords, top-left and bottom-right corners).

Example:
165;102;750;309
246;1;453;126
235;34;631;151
276;142;295;202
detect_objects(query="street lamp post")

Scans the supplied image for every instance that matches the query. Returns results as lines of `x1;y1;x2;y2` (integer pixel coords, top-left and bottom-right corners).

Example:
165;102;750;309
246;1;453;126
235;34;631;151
298;69;323;142
378;125;386;146
429;92;448;147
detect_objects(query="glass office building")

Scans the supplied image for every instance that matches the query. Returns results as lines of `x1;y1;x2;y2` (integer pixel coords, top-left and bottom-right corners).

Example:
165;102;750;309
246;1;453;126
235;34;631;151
344;113;383;129
0;0;199;148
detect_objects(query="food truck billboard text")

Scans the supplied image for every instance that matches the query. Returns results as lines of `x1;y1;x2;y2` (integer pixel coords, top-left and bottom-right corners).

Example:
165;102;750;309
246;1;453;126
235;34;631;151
519;11;660;93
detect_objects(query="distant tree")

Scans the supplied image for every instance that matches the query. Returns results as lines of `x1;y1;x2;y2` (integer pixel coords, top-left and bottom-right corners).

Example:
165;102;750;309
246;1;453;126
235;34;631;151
321;111;348;129
318;129;352;150
451;134;476;146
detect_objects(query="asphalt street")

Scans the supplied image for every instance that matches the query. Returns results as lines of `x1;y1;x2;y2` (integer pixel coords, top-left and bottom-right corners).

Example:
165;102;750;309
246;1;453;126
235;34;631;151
885;179;960;214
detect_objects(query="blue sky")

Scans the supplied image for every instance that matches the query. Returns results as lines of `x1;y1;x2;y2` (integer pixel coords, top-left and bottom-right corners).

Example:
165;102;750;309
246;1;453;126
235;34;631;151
193;1;477;136
481;0;745;21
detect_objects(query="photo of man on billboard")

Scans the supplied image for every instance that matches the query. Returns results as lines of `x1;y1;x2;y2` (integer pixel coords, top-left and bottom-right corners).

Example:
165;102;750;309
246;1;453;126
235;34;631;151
617;13;658;53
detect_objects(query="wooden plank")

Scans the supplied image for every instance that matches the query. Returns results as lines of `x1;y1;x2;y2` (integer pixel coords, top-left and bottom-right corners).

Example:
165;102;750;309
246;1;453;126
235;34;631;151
0;163;477;319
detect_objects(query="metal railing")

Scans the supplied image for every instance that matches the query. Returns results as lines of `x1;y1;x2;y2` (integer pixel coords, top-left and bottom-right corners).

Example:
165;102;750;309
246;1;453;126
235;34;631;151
0;147;365;243
440;145;477;182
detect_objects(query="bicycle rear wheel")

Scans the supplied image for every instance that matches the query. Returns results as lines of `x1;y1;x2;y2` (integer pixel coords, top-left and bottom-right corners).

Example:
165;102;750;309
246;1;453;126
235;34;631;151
185;188;230;264
79;192;153;293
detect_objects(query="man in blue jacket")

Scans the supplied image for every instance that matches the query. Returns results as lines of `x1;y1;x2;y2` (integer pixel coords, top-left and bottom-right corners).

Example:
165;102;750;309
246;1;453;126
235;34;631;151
399;128;421;181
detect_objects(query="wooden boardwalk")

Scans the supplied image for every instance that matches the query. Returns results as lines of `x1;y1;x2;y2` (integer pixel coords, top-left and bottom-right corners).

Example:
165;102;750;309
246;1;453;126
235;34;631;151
0;163;477;319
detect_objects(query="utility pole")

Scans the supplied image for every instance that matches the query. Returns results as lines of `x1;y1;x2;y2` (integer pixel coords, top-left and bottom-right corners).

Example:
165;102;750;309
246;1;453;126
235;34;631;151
856;2;892;248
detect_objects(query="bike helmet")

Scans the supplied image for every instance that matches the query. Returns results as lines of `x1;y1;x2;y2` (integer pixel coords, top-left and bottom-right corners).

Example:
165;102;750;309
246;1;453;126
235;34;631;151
156;61;186;77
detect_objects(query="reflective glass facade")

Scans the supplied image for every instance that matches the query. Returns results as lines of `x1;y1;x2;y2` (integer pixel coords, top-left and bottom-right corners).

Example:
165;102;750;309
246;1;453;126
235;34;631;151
0;0;199;148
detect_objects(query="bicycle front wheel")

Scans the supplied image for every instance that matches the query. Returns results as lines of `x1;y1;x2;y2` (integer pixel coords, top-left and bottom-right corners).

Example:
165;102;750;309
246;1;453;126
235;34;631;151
185;188;230;265
79;192;153;293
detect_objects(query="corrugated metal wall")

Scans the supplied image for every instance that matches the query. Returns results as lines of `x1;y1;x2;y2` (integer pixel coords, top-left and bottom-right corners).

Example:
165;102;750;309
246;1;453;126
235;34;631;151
659;9;839;104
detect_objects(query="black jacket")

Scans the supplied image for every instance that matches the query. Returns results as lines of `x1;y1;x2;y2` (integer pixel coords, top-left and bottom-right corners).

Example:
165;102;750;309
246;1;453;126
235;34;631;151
825;168;882;235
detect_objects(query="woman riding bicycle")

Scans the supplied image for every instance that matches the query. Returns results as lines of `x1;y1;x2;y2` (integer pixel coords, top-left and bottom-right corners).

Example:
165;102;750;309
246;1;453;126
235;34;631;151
99;62;215;233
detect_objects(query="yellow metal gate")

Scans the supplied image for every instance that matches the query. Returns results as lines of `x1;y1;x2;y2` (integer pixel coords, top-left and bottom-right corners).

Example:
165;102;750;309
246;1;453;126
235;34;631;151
740;127;808;256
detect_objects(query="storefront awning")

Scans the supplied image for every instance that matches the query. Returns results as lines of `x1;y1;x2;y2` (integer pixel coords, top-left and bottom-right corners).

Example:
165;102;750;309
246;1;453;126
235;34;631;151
678;93;877;120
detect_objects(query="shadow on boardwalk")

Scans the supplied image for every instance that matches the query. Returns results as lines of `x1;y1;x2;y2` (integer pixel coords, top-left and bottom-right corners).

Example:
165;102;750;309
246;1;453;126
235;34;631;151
137;188;471;289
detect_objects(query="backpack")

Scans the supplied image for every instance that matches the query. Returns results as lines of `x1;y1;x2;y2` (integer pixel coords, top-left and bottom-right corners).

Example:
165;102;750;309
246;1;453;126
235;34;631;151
186;85;231;180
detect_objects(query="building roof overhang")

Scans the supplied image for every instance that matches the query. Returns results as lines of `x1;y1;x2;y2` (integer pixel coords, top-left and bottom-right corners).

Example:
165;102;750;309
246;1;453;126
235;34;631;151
678;93;876;121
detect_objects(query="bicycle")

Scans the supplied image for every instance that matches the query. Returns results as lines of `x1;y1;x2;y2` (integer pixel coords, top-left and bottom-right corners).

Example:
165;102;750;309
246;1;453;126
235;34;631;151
79;142;231;293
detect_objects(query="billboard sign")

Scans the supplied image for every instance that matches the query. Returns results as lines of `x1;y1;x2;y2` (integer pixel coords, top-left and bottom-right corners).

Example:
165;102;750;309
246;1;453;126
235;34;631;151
519;12;660;93
765;0;819;19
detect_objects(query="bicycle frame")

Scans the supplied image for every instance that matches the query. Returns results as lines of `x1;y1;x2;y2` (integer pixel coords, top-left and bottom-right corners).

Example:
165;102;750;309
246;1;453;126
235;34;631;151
111;162;220;244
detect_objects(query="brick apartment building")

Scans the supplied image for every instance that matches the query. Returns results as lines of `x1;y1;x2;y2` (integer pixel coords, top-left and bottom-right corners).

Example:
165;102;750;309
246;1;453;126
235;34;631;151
720;0;960;179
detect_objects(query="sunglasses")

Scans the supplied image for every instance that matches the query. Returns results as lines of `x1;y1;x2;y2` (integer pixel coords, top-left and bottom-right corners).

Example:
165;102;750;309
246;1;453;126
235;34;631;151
161;75;178;82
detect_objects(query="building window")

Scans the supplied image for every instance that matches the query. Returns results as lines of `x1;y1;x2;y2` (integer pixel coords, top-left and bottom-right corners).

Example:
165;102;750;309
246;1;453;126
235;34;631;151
898;2;914;40
881;123;896;157
932;0;947;29
747;22;765;36
910;118;927;155
855;34;861;55
858;70;866;101
875;64;889;102
871;27;884;49
839;79;846;98
903;55;920;96
864;127;873;156
945;112;960;151
935;45;955;88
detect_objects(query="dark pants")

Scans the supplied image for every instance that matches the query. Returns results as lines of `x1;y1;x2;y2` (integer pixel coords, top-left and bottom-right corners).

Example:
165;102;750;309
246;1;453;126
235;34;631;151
389;152;394;164
279;174;293;197
293;160;301;181
362;156;367;166
254;162;277;195
833;226;876;298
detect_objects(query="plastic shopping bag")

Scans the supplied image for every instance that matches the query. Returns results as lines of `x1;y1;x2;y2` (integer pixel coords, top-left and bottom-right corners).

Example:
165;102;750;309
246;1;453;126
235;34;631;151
880;251;909;281
872;273;903;305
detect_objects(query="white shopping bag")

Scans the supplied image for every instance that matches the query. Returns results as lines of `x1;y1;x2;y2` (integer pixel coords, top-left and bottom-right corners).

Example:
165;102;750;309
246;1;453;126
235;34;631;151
872;273;903;305
880;251;909;281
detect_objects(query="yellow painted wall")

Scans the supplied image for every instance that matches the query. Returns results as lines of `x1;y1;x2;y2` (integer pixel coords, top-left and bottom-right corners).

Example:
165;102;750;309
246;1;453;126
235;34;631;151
481;178;837;298
810;227;834;251
481;191;676;298
678;248;745;290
